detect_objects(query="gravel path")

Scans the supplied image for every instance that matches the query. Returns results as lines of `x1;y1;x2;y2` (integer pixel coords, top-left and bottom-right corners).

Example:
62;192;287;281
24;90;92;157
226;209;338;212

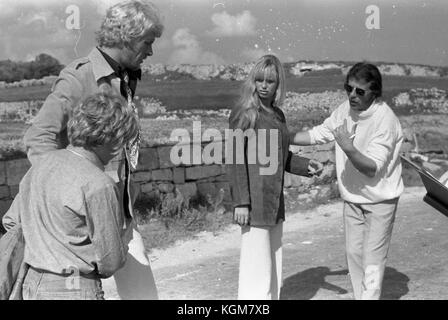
103;187;448;300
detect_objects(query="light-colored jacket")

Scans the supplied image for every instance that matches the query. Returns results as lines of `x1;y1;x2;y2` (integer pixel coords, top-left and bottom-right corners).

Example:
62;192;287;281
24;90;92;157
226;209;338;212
3;146;127;278
23;47;139;219
309;99;404;203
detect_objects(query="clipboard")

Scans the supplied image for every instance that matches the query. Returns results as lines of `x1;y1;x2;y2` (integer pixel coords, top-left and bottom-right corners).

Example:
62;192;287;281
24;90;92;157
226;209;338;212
400;155;448;217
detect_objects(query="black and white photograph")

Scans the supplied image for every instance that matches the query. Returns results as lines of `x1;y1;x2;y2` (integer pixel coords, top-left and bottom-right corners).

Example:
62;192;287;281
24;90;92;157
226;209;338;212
1;0;448;305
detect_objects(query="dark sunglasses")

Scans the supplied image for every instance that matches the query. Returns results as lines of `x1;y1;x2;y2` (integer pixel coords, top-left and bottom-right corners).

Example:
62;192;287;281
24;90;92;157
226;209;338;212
344;83;370;97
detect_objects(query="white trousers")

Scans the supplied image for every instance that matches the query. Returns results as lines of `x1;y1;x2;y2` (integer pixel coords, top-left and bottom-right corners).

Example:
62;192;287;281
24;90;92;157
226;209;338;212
343;199;398;300
238;222;283;300
112;227;159;300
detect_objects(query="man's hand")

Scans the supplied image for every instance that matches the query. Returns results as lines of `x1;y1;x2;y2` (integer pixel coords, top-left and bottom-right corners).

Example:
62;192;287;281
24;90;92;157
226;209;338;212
308;159;324;177
234;206;249;226
332;119;357;153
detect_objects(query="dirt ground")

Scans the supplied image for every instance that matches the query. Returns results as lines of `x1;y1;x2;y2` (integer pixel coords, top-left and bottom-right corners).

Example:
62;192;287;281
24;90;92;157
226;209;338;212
102;186;448;300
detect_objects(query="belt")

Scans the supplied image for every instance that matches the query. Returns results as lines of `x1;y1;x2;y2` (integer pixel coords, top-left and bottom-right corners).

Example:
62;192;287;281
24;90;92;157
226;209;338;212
29;265;100;280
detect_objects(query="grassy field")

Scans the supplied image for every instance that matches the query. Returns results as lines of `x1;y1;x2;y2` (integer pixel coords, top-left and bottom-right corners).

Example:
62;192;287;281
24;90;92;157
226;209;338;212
2;74;448;110
1;73;448;155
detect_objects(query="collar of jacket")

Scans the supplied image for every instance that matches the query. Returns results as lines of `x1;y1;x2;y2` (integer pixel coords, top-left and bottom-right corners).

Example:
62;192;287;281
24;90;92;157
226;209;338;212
66;145;105;171
92;47;142;82
87;47;116;83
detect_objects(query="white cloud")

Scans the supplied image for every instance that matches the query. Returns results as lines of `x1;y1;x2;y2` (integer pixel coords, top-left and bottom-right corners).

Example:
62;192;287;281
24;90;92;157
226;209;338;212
169;0;210;4
0;2;82;63
0;0;73;19
0;0;119;19
168;28;225;65
241;47;273;62
90;0;123;15
207;10;257;37
1;25;75;62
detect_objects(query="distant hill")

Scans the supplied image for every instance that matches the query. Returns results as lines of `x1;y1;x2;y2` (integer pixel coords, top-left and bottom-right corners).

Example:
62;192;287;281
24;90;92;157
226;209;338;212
143;60;448;81
1;58;447;90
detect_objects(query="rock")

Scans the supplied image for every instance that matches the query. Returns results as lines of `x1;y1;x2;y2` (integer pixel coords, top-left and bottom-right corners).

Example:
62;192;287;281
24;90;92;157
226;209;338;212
173;167;185;184
137;147;159;171
186;165;222;180
422;161;444;177
176;183;198;199
0;162;5;185
215;182;231;203
132;171;152;182
400;142;414;153
312;151;335;164
158;183;175;193
402;128;415;142
197;182;217;198
157;146;175;169
297;193;311;202
141;182;155;194
315;163;336;184
152;169;173;181
315;184;336;202
289;174;314;188
0;185;10;199
309;189;319;198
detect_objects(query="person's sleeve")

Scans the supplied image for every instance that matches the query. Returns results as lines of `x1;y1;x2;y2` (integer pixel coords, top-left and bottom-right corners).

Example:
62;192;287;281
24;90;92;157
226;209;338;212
85;183;127;278
308;108;339;145
226;110;251;209
285;151;311;177
2;197;21;231
365;120;402;175
23;69;83;166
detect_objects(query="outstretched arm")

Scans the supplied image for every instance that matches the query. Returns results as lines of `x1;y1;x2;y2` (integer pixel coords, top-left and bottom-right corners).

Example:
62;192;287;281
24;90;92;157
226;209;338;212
289;130;313;146
285;151;323;177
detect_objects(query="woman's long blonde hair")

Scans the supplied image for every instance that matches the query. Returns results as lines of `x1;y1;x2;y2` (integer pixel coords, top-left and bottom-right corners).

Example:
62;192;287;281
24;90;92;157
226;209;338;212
232;54;286;130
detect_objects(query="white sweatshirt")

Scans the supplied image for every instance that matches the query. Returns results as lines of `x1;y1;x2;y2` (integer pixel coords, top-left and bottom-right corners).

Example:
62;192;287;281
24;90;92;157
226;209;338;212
309;99;404;204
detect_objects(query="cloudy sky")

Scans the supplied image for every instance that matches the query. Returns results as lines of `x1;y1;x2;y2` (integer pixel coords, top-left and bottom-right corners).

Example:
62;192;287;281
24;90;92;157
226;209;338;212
0;0;447;66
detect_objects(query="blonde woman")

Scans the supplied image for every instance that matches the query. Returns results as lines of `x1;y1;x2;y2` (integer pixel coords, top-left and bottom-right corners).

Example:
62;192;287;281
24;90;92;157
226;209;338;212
227;55;323;300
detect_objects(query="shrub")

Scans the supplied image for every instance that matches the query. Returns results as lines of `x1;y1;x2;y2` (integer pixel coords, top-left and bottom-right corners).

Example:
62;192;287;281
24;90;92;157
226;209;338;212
0;54;63;83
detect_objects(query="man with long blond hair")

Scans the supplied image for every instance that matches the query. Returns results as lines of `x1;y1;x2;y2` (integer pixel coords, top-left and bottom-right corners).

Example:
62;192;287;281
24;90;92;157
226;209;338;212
22;0;164;299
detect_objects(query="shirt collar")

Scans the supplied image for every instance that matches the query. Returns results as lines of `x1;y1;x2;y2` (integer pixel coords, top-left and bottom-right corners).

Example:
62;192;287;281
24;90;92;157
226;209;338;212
96;47;142;81
66;145;105;171
87;47;116;82
349;99;381;121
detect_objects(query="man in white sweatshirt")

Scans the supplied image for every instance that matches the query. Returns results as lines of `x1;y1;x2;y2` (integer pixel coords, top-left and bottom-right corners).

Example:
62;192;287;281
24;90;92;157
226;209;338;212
290;62;404;300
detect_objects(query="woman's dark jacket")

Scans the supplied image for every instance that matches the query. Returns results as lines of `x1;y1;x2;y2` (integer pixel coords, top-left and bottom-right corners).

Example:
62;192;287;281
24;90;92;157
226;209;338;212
226;106;311;227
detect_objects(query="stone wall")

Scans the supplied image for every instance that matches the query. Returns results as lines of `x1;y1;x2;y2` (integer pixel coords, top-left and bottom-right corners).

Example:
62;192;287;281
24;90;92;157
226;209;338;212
0;139;343;224
0;134;420;228
119;139;231;206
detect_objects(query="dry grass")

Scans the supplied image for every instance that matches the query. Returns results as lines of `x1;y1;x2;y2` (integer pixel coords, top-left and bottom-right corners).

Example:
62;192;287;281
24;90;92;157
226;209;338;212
134;189;232;251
